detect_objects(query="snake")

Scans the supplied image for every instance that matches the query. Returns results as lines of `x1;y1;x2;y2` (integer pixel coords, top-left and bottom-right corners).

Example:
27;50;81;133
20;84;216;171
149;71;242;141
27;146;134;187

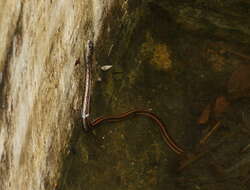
82;40;185;155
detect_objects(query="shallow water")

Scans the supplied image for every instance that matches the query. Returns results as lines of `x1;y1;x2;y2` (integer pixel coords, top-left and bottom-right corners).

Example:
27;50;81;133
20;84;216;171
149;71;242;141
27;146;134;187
59;1;250;190
1;1;250;190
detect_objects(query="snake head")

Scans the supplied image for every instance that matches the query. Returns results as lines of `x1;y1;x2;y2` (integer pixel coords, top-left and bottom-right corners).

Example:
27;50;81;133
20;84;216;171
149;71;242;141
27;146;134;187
85;40;94;64
86;40;94;55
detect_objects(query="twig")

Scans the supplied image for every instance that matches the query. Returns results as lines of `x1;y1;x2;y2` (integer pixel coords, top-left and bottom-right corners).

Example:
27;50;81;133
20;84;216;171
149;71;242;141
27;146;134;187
199;121;221;144
240;144;250;153
178;151;209;171
178;131;234;171
226;49;250;61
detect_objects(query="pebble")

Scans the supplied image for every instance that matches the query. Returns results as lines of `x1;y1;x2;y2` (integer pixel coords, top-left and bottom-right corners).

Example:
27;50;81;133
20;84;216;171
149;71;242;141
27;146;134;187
100;65;112;71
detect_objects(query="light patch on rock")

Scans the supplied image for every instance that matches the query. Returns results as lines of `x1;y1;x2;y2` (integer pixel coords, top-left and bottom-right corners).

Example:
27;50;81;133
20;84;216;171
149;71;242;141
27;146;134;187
152;44;172;71
141;32;172;71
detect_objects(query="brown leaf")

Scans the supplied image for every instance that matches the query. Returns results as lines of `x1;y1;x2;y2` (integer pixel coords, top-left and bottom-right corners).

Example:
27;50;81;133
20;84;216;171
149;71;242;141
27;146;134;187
213;96;230;118
228;64;250;99
197;103;211;125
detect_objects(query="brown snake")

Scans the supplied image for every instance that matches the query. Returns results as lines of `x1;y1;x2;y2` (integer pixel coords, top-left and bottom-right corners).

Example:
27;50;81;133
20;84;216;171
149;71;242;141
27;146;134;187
82;40;185;155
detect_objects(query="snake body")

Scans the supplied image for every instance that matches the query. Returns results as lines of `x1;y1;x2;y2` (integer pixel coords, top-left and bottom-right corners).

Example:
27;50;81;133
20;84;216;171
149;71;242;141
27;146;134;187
82;40;93;131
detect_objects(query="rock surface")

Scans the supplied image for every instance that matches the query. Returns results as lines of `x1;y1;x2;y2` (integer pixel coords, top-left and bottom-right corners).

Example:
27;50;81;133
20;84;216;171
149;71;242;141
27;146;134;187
0;0;111;189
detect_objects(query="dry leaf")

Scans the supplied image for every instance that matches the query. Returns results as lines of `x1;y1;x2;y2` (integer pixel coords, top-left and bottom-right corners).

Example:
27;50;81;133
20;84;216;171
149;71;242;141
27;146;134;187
213;96;230;117
197;103;211;125
228;64;250;99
